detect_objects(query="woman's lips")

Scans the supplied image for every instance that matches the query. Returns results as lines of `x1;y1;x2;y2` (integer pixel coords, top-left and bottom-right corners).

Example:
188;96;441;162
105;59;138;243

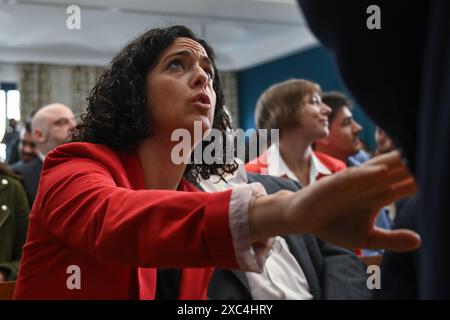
192;101;211;111
192;92;211;111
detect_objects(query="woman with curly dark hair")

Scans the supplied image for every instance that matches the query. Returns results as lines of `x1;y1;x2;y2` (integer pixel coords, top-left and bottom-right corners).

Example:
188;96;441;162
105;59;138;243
14;25;418;299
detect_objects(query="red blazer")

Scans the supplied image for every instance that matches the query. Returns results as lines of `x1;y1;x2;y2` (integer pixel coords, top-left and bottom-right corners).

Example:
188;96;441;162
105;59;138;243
14;143;238;299
246;149;346;177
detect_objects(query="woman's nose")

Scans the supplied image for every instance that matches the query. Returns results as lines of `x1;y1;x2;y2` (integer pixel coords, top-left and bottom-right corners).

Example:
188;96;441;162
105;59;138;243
191;66;209;89
321;103;332;115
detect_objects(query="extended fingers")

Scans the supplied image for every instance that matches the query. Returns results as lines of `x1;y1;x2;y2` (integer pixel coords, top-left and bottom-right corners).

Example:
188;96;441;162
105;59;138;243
361;161;416;206
368;176;417;208
388;177;417;199
382;165;413;184
364;227;421;252
365;151;402;168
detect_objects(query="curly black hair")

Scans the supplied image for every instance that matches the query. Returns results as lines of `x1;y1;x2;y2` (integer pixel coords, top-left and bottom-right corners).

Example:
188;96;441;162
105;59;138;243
71;25;237;182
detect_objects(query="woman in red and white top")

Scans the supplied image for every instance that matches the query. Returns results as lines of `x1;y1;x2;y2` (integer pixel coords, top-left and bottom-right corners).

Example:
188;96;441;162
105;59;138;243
14;26;418;300
247;79;345;186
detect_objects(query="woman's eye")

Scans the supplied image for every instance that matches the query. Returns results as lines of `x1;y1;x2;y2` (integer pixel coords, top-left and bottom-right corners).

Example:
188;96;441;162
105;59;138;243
168;59;183;69
311;94;321;105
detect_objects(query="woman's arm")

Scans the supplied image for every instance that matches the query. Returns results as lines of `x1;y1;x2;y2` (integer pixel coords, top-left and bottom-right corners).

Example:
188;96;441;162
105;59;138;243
249;151;420;251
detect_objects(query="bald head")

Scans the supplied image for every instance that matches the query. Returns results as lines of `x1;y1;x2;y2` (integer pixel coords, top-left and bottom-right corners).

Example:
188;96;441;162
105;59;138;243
31;103;76;156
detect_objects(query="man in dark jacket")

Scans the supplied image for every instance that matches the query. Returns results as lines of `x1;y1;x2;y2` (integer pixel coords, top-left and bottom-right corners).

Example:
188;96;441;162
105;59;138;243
156;173;373;300
208;173;373;300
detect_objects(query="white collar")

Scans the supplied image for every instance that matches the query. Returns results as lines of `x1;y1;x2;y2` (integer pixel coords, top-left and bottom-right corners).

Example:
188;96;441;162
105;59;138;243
266;143;299;183
309;150;332;183
266;144;331;185
38;152;46;162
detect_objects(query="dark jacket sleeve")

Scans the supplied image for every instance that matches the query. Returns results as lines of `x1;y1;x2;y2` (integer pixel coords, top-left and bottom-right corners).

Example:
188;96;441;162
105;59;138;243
375;196;419;299
207;269;253;300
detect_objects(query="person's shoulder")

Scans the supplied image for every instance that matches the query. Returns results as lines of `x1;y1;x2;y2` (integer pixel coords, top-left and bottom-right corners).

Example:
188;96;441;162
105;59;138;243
0;174;28;212
11;158;42;176
0;172;24;192
45;142;123;173
179;178;204;192
10;160;25;172
48;142;119;162
247;172;300;192
314;151;347;173
50;142;116;157
245;152;268;174
244;162;261;174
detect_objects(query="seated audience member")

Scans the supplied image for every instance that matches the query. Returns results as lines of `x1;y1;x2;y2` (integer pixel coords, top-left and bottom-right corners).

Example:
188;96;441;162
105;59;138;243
11;122;39;206
374;126;396;156
199;167;373;300
315;91;363;166
11;121;38;164
31;103;76;157
11;104;76;206
13;26;419;299
246;79;345;187
315;92;393;255
198;108;371;299
3;119;20;165
247;82;371;256
349;148;371;167
0;163;30;282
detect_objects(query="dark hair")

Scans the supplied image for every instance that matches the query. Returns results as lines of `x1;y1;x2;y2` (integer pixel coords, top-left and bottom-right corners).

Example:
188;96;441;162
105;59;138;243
71;25;237;182
321;91;352;123
25;121;32;133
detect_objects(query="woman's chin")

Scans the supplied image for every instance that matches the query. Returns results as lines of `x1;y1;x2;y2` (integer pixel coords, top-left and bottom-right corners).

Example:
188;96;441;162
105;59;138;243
317;129;329;139
182;116;212;138
199;116;213;133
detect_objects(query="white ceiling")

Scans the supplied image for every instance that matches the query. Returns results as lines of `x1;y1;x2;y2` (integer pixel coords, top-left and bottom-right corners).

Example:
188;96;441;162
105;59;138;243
0;0;318;71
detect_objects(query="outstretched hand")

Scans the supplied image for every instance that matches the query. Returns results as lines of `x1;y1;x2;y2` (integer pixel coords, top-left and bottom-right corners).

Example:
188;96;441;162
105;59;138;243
283;151;420;251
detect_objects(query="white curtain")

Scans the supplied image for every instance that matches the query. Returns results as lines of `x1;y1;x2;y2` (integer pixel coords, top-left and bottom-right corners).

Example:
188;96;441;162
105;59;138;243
18;65;239;127
220;71;239;127
71;66;104;116
19;64;51;121
18;64;104;121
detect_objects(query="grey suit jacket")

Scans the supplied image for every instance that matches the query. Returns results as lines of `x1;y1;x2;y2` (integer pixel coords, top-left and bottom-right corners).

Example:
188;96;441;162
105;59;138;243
11;157;43;207
207;173;373;300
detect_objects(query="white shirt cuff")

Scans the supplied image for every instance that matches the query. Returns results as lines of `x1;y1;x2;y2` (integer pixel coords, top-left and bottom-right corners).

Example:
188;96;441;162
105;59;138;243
228;182;273;273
